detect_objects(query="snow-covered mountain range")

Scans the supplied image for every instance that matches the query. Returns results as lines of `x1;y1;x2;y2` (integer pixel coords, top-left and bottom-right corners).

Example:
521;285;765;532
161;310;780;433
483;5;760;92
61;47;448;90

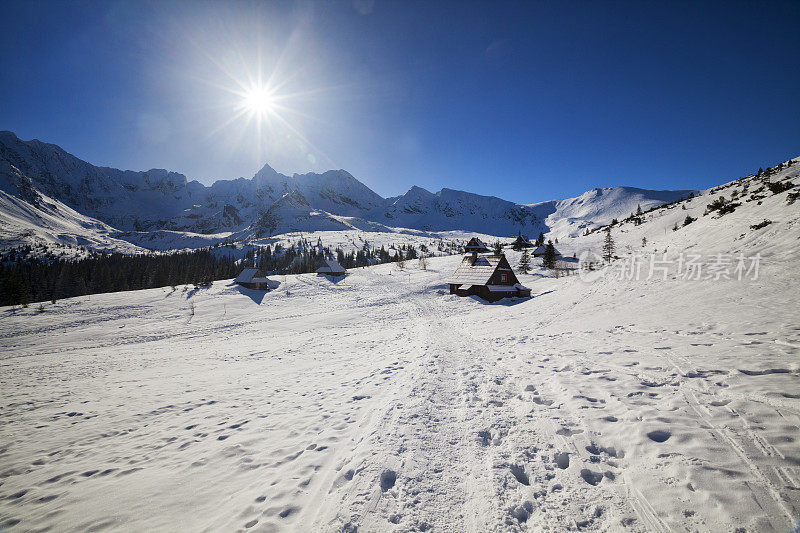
0;130;694;251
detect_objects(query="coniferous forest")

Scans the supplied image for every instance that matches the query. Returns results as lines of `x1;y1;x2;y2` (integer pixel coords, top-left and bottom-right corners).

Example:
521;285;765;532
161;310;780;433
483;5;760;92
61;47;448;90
0;238;454;307
0;249;238;307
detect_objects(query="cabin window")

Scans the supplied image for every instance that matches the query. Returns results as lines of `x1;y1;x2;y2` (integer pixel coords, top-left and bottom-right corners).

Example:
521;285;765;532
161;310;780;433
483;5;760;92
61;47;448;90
501;273;508;283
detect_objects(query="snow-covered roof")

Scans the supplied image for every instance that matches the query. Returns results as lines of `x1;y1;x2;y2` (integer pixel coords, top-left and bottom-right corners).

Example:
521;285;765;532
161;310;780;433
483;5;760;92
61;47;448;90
317;259;346;274
447;254;503;285
465;237;489;250
234;268;260;284
532;244;561;256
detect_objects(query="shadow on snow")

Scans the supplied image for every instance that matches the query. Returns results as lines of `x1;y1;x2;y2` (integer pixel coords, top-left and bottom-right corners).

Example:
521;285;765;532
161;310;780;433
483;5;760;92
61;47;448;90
234;280;281;305
467;289;555;306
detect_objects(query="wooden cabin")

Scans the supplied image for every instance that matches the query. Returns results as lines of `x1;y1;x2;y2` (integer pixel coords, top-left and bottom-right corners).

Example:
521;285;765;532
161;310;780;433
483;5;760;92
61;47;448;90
532;243;562;257
447;252;531;302
511;233;533;249
316;259;346;277
234;268;272;290
464;237;490;253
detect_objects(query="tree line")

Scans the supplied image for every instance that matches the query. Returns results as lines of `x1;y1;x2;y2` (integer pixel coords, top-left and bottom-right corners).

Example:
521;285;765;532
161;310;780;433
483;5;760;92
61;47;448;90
243;238;425;274
0;249;238;307
1;236;457;307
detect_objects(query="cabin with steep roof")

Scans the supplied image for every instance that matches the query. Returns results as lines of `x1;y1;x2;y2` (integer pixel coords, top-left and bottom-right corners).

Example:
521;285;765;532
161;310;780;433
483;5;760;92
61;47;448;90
316;259;346;277
511;233;534;249
234;268;272;290
532;243;562;257
447;252;531;302
464;237;490;253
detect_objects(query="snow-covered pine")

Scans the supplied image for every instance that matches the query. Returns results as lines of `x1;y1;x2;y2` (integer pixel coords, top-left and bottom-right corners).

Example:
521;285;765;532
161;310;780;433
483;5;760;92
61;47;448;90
518;247;531;273
602;227;615;262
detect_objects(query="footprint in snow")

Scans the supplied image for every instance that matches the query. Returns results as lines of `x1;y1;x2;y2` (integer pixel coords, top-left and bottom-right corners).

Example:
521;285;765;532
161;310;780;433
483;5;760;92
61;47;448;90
380;469;397;491
509;464;529;485
580;468;604;486
646;430;671;443
554;452;570;469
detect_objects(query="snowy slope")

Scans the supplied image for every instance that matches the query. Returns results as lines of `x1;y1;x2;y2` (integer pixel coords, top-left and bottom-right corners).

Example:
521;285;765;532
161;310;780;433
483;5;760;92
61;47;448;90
0;160;143;255
0;158;797;531
0;131;692;246
541;186;696;239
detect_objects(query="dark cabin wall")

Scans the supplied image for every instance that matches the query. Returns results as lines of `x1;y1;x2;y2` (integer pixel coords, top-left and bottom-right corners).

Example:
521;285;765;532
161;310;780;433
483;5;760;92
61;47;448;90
487;255;519;286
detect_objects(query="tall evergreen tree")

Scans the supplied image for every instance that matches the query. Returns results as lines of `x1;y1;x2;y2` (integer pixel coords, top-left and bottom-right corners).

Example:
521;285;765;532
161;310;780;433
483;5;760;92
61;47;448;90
602;227;615;263
518;248;531;274
542;240;557;269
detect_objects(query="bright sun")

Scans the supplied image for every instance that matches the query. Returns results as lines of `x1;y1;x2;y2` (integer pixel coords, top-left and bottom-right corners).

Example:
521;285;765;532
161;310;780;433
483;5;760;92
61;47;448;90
243;87;274;114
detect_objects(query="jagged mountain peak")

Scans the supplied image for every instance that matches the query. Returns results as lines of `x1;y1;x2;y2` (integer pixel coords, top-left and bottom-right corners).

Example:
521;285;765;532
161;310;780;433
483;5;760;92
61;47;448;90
397;185;435;200
253;162;281;183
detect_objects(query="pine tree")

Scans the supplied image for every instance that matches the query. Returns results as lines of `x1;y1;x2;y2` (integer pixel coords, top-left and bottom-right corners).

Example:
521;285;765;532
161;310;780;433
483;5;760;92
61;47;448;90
518;248;531;274
536;232;545;247
602;228;615;262
636;204;643;215
542;240;557;269
493;241;502;256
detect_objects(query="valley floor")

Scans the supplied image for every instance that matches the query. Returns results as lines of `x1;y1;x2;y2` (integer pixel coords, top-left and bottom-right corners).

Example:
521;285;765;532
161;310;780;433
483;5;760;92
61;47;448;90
1;254;798;532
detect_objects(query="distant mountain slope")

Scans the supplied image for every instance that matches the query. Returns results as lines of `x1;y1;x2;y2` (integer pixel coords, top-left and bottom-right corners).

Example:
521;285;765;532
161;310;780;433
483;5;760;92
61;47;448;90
0;130;695;249
540;186;695;238
0;160;143;254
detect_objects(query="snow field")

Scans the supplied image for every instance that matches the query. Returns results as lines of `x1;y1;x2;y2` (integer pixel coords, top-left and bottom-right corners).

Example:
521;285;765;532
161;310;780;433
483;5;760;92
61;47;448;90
0;160;798;531
1;241;798;531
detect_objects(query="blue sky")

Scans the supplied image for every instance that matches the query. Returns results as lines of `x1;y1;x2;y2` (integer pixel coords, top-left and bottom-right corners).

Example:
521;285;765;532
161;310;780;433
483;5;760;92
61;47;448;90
1;1;798;202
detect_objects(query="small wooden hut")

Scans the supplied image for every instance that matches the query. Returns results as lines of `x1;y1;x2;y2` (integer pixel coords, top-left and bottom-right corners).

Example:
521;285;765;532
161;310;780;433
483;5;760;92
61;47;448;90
234;268;272;290
316;259;346;277
511;233;534;249
447;252;531;302
532;243;562;257
464;237;490;253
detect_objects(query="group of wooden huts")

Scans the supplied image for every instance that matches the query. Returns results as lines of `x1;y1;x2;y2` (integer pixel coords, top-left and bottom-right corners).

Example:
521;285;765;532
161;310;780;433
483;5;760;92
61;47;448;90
234;258;346;290
234;234;550;302
510;233;562;258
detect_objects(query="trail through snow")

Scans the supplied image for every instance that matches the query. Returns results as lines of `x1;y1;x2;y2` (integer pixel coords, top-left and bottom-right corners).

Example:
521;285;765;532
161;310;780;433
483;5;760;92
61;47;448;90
1;251;798;531
1;169;799;531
